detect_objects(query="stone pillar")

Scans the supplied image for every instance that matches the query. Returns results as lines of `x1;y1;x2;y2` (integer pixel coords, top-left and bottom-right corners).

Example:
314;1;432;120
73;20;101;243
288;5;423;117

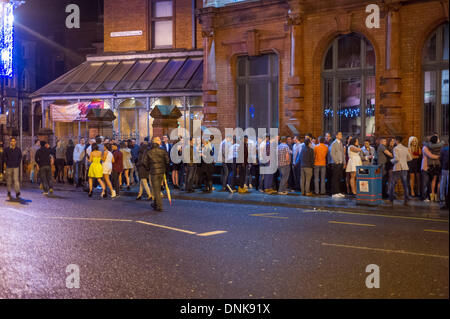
379;3;403;137
198;7;219;129
286;1;305;135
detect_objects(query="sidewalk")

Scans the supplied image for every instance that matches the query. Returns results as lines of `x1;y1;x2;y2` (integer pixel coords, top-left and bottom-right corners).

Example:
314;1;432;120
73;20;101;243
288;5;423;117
21;182;449;220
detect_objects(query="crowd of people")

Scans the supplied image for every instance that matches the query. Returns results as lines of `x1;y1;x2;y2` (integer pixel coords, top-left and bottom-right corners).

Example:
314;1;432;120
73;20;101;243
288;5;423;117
0;130;448;211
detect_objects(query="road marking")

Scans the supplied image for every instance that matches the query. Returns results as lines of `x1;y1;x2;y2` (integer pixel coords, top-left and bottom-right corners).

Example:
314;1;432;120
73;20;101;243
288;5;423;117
46;216;133;222
322;242;449;259
328;221;376;227
196;230;228;237
303;209;448;223
250;213;289;219
6;208;36;218
136;221;197;235
424;229;449;234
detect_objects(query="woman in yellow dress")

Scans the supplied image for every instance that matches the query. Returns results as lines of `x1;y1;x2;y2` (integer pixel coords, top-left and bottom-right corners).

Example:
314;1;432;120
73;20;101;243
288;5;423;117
88;143;106;197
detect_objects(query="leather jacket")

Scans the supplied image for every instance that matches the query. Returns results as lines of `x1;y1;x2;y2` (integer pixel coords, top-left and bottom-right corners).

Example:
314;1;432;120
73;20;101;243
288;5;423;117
143;143;170;175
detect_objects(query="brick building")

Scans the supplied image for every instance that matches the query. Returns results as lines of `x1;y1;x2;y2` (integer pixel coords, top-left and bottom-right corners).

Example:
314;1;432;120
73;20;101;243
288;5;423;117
31;0;449;142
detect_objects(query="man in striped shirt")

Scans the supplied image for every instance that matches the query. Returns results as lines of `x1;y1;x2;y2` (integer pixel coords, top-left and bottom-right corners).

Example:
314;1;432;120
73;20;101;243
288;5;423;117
277;136;292;195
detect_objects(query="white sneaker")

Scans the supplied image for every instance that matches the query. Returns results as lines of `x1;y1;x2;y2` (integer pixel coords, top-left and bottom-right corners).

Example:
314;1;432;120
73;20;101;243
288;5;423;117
332;194;342;199
111;190;116;198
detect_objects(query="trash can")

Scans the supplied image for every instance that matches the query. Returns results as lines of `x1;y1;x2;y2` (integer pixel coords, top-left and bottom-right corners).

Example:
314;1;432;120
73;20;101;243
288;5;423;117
356;165;382;206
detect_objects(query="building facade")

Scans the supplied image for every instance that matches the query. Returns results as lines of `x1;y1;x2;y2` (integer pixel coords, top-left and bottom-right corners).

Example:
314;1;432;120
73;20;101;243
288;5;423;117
31;0;449;143
198;0;449;141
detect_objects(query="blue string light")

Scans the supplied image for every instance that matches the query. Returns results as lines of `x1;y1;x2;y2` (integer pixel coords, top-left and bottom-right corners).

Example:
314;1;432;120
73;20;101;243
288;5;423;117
324;105;375;118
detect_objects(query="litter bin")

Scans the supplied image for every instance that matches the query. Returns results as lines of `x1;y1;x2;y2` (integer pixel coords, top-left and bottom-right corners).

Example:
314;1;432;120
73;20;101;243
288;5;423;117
356;165;382;206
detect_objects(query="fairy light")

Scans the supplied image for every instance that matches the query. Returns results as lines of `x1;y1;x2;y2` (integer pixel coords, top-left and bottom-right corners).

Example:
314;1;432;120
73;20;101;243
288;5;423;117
0;1;14;77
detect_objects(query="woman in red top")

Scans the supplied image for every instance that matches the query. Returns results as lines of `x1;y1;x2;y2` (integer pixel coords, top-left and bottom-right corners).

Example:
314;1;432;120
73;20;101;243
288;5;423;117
111;143;123;197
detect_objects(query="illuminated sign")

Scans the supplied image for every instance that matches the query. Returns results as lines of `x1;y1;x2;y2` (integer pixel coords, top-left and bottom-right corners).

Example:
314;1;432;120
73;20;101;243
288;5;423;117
0;1;14;77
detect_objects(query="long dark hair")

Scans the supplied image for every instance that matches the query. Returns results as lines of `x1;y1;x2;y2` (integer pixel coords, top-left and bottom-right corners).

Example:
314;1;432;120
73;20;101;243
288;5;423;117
91;143;99;151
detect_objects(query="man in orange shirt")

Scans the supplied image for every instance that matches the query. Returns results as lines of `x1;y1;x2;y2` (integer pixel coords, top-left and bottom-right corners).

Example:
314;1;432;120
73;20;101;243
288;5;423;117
314;136;328;195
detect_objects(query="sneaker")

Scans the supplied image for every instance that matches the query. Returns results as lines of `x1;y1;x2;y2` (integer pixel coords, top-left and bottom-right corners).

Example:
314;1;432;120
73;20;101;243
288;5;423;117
43;192;48;195
278;191;288;195
332;194;342;199
111;190;117;198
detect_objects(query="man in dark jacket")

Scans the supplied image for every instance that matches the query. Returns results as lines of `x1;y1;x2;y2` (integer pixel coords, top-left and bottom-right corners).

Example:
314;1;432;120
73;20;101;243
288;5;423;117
143;137;170;211
3;138;22;199
35;141;54;195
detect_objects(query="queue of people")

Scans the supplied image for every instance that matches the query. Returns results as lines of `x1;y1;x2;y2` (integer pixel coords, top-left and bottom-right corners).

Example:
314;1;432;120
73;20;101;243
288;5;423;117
0;131;449;211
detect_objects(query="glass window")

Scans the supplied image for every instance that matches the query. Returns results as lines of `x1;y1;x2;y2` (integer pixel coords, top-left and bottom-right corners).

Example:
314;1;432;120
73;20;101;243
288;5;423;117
132;59;168;90
154;20;173;47
424;34;436;62
154;1;172;17
338;34;361;69
249;55;269;76
322;34;375;139
152;0;173;49
423;23;449;138
169;58;203;89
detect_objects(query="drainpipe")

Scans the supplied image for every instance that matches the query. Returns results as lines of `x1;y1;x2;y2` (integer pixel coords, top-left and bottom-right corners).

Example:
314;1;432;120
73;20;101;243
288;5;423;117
192;0;197;49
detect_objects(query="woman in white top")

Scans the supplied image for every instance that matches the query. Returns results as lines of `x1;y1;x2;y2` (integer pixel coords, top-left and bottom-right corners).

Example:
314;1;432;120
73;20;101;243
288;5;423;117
121;141;133;190
346;137;362;197
102;143;116;198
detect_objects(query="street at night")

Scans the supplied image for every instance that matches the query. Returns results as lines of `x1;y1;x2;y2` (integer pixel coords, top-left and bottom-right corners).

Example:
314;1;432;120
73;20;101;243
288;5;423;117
1;185;448;299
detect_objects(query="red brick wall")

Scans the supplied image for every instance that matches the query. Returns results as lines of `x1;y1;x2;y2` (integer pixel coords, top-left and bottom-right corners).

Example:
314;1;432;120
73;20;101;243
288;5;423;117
104;0;204;52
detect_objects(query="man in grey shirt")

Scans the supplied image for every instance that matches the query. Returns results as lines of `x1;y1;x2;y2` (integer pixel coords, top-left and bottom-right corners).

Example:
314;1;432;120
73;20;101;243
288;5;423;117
329;132;346;198
389;136;412;205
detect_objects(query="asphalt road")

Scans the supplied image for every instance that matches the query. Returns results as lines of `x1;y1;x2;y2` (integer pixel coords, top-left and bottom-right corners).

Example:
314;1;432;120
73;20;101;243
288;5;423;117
0;186;448;299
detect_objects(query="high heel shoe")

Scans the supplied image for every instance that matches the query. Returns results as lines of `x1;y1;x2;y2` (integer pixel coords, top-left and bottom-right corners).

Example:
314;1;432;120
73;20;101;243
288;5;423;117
102;191;106;198
136;194;142;200
88;190;93;197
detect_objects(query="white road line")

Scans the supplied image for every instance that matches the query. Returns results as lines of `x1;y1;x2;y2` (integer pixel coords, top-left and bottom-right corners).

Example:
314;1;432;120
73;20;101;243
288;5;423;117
303;209;448;223
328;221;376;227
45;216;133;222
136;221;197;235
6;208;36;218
321;242;449;259
196;230;228;237
250;213;289;219
424;229;449;234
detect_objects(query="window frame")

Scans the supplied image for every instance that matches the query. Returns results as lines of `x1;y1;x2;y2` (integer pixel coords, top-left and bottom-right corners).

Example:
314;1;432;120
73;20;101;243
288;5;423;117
150;0;175;50
321;34;376;140
422;23;449;139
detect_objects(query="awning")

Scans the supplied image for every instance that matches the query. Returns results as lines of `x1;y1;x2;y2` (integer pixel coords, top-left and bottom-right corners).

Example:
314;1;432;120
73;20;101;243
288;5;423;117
32;55;203;98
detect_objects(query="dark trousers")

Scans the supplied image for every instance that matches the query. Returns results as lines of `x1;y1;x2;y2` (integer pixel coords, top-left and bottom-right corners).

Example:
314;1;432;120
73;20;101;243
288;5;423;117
185;164;196;191
293;163;301;190
151;174;164;210
200;164;214;190
111;171;120;195
421;170;431;200
40;165;53;192
380;165;389;198
228;163;238;189
238;164;246;188
331;163;344;195
325;164;332;194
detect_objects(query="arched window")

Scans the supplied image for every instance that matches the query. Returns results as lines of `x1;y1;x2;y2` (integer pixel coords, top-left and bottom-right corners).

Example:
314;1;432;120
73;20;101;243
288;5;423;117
423;23;449;138
322;33;375;139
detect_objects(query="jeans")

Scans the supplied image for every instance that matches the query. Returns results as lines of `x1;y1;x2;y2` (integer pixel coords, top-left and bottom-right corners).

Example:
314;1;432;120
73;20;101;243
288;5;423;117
278;165;290;193
293;162;301;190
389;170;409;201
440;170;449;202
6;167;20;194
39;166;53;193
30;161;37;183
314;165;326;195
74;161;85;185
221;163;229;188
301;167;313;194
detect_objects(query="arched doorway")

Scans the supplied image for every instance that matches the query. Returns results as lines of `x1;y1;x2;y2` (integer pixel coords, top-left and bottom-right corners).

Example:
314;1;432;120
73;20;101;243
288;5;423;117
322;33;376;139
422;23;449;139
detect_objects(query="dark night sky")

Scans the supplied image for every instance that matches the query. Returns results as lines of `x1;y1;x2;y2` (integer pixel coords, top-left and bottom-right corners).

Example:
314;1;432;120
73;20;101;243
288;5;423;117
15;0;103;39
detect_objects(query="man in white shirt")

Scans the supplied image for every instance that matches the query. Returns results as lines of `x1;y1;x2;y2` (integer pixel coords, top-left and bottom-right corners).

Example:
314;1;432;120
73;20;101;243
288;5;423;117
73;137;86;187
389;136;412;205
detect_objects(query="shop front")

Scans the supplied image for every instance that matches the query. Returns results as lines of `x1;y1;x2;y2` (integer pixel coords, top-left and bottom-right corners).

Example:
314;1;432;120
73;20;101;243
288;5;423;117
30;51;204;144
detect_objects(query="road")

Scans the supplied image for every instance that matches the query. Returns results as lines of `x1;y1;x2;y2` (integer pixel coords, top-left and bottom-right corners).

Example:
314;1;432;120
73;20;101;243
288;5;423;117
0;186;448;298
